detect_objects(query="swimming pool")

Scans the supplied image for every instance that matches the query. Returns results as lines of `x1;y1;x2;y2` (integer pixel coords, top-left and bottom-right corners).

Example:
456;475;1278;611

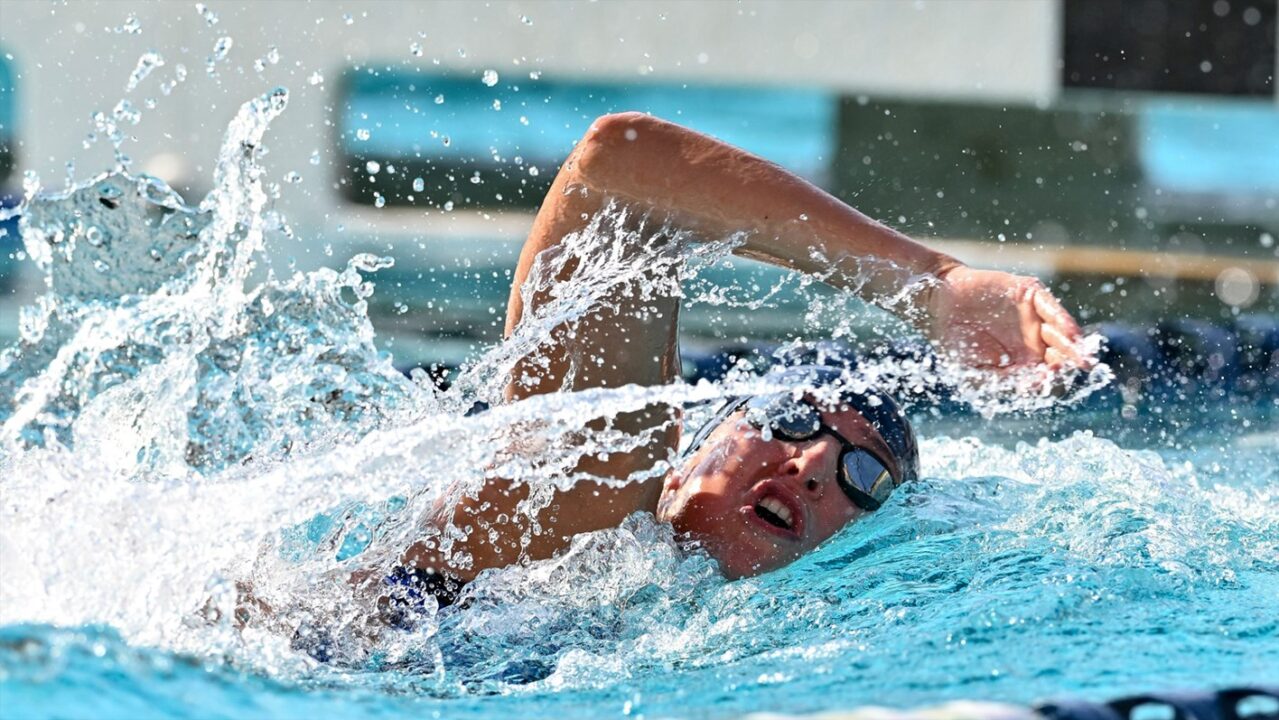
1;89;1276;720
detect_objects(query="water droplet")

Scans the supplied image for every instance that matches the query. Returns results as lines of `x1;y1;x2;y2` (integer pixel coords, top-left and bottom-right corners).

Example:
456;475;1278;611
434;94;444;104
491;99;502;111
126;52;165;93
1261;232;1275;248
308;71;324;86
265;87;289;114
195;3;219;26
85;226;104;247
119;14;142;34
441;135;451;147
309;150;321;165
366;160;381;175
343;13;354;25
266;46;280;64
469;173;482;185
355;128;371;141
1216;266;1259;307
482;69;499;87
443;200;454;211
410;42;423;57
284;171;302;183
93;259;111;273
520;15;533;25
373;193;386;208
211;37;233;61
528;166;539;177
412;177;425;192
457;47;467;58
174;64;188;82
112;99;142;125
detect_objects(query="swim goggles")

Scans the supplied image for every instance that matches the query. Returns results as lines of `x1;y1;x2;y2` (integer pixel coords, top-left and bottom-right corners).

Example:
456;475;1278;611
683;393;902;512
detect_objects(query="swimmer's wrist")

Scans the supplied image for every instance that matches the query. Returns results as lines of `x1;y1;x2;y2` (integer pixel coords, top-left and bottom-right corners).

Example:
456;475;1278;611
907;254;965;335
924;253;965;284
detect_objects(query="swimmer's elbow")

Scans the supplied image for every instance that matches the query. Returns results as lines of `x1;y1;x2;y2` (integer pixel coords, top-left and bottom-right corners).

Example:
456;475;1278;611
573;111;655;189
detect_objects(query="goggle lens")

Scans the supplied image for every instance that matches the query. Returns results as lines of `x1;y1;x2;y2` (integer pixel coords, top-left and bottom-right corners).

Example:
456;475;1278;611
840;449;894;511
744;395;821;440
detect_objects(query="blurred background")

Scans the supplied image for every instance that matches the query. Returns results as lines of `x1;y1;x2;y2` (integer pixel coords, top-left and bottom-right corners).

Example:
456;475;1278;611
0;0;1276;378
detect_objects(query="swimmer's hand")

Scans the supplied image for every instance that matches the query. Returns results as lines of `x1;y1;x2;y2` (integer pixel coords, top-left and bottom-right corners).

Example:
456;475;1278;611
922;265;1095;374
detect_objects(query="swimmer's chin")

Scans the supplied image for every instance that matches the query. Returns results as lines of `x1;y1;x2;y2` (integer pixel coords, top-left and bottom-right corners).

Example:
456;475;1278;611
658;513;793;581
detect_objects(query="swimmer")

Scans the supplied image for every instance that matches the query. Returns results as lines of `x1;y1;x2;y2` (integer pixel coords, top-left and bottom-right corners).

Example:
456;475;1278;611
389;113;1094;608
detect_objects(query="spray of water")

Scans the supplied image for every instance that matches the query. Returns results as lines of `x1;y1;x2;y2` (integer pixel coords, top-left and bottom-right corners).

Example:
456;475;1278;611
6;84;1266;712
0;88;804;670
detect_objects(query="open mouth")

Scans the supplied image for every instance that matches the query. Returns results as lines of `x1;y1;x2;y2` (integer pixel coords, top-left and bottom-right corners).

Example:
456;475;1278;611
754;496;795;531
743;483;803;540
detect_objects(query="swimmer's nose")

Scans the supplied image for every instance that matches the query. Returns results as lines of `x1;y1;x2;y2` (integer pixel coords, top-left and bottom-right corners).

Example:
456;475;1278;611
779;457;823;497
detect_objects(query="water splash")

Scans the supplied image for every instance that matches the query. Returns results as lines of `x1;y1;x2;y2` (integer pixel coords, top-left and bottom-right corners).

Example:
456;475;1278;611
1;86;1272;719
0;88;741;666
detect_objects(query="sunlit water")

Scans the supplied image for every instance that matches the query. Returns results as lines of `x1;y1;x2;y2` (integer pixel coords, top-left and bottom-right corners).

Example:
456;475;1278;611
0;91;1276;720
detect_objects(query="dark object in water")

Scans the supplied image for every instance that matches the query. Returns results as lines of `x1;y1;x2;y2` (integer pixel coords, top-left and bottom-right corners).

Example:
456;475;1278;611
1037;686;1279;720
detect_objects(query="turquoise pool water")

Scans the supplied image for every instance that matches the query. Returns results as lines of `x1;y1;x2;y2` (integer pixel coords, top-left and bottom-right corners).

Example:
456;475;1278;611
2;410;1276;719
1;90;1276;720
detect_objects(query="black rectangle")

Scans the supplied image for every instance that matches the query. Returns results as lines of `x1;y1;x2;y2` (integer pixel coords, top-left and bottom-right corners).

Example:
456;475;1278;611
1062;0;1276;96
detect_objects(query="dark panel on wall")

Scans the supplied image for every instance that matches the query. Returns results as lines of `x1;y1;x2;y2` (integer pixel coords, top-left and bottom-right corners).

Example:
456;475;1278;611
1062;0;1276;96
833;98;1143;247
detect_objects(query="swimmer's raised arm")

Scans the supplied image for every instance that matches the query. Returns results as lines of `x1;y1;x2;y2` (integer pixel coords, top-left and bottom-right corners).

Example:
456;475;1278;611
566;112;955;304
525;112;1093;374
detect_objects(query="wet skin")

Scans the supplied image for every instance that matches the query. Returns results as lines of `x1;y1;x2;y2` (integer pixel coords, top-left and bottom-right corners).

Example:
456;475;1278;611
656;401;902;579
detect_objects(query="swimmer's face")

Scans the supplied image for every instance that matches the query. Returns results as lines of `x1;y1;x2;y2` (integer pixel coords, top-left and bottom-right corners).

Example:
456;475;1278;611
656;402;899;579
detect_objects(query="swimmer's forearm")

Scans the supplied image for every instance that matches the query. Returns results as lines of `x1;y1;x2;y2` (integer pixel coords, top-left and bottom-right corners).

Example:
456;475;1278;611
568;112;963;306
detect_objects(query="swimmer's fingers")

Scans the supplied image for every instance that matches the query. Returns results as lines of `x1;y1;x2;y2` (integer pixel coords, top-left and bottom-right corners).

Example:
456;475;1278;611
1041;324;1084;369
1017;284;1049;364
1033;286;1080;339
1033;287;1094;370
1043;346;1069;370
